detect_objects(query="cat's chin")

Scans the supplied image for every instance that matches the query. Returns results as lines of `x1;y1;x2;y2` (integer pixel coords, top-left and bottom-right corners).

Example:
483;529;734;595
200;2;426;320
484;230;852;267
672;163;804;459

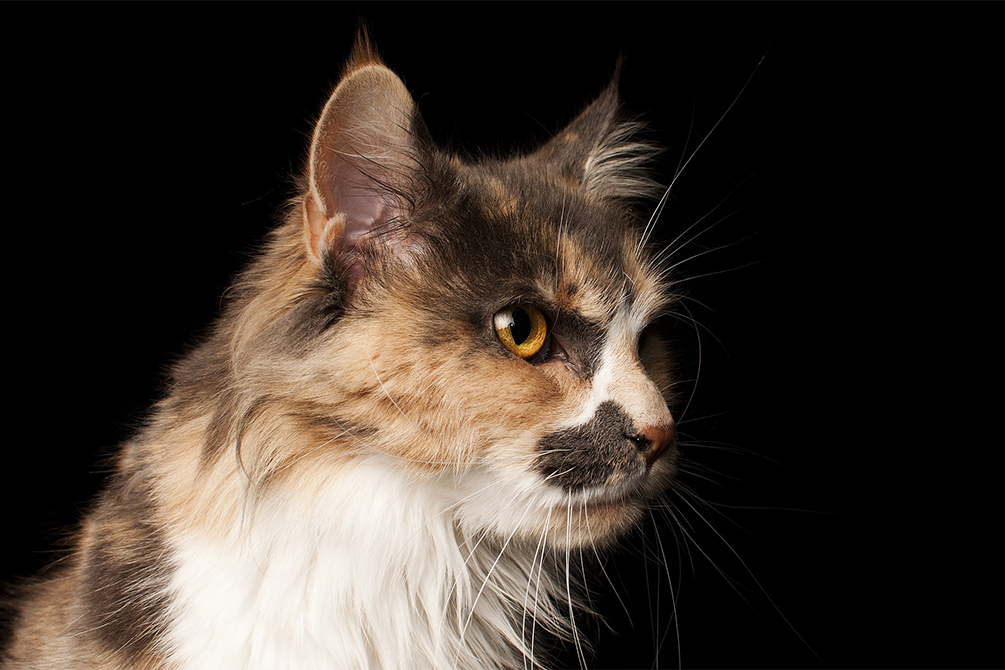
537;461;679;549
456;457;676;550
455;490;643;551
535;495;646;550
550;462;677;549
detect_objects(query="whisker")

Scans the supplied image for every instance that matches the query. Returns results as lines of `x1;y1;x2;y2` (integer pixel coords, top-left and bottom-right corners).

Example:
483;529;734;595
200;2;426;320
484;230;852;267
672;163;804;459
564;494;588;669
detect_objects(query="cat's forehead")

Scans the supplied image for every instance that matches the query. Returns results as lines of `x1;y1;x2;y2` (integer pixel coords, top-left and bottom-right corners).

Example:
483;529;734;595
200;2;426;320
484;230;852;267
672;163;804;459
445;159;668;326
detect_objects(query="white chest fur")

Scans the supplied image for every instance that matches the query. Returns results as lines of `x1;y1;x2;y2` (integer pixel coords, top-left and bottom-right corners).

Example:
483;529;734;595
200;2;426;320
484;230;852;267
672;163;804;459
163;459;563;670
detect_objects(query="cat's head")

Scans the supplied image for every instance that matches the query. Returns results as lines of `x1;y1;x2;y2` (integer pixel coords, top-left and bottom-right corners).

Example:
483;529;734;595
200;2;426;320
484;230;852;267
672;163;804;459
215;39;680;549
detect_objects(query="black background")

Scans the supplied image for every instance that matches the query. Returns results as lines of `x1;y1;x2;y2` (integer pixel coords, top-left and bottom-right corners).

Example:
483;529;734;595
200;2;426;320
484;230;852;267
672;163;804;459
2;3;999;669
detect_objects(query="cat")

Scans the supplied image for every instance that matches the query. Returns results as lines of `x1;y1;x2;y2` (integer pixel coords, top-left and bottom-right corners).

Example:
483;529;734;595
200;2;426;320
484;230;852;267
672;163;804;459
2;34;681;669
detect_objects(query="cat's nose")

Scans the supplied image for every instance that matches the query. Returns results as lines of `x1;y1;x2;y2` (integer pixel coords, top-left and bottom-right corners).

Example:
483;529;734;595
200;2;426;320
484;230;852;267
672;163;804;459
634;423;676;466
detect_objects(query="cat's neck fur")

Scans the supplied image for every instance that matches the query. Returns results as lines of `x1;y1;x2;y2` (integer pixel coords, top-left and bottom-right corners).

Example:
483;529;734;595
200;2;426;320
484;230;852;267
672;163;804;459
164;453;569;669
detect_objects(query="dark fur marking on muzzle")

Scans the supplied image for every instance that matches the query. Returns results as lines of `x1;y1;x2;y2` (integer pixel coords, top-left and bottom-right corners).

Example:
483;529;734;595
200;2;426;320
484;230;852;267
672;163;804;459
536;400;645;490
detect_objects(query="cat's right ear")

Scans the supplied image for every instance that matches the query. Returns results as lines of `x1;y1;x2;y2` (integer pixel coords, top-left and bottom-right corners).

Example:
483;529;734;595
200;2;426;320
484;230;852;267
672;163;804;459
303;46;423;287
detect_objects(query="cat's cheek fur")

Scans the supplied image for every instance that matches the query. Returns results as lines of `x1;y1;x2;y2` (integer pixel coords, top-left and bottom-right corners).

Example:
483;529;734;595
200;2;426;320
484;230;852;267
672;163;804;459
312;317;573;470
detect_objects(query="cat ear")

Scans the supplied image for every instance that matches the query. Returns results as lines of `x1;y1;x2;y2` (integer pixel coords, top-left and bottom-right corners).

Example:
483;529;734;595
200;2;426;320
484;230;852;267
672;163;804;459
303;43;423;281
532;74;661;201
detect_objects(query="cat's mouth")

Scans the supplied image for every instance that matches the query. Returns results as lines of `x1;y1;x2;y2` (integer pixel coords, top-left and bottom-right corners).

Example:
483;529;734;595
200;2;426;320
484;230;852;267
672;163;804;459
575;476;658;511
555;447;678;539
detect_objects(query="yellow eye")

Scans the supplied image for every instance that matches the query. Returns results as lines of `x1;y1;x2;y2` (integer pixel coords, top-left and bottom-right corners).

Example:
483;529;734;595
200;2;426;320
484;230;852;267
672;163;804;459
494;305;548;359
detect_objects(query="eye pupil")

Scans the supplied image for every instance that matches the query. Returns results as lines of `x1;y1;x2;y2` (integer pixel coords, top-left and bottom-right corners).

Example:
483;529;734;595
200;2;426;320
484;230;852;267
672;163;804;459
510;307;532;345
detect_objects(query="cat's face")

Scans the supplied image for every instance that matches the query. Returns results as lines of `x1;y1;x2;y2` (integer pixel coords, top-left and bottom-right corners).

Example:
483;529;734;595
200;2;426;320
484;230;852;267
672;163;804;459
234;45;678;549
321;166;678;547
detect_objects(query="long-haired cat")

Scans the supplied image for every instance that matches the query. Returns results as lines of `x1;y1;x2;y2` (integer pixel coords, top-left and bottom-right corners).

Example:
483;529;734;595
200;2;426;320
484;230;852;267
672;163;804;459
2;35;681;669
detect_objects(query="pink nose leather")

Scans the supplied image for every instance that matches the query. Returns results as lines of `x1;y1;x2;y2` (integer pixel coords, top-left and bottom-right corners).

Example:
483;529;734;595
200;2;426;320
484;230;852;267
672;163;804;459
638;423;675;465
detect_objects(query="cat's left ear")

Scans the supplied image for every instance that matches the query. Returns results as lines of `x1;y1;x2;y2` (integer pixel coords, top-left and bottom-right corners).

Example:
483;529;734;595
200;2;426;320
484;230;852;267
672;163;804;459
302;47;426;284
532;73;660;201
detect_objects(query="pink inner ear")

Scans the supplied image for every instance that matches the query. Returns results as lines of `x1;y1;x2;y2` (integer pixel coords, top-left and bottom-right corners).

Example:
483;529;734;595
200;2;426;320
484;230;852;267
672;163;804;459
327;160;399;254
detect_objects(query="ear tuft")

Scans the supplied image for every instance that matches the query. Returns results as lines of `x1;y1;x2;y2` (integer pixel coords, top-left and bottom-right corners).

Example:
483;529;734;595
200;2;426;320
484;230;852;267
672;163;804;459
344;25;384;77
533;71;662;202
